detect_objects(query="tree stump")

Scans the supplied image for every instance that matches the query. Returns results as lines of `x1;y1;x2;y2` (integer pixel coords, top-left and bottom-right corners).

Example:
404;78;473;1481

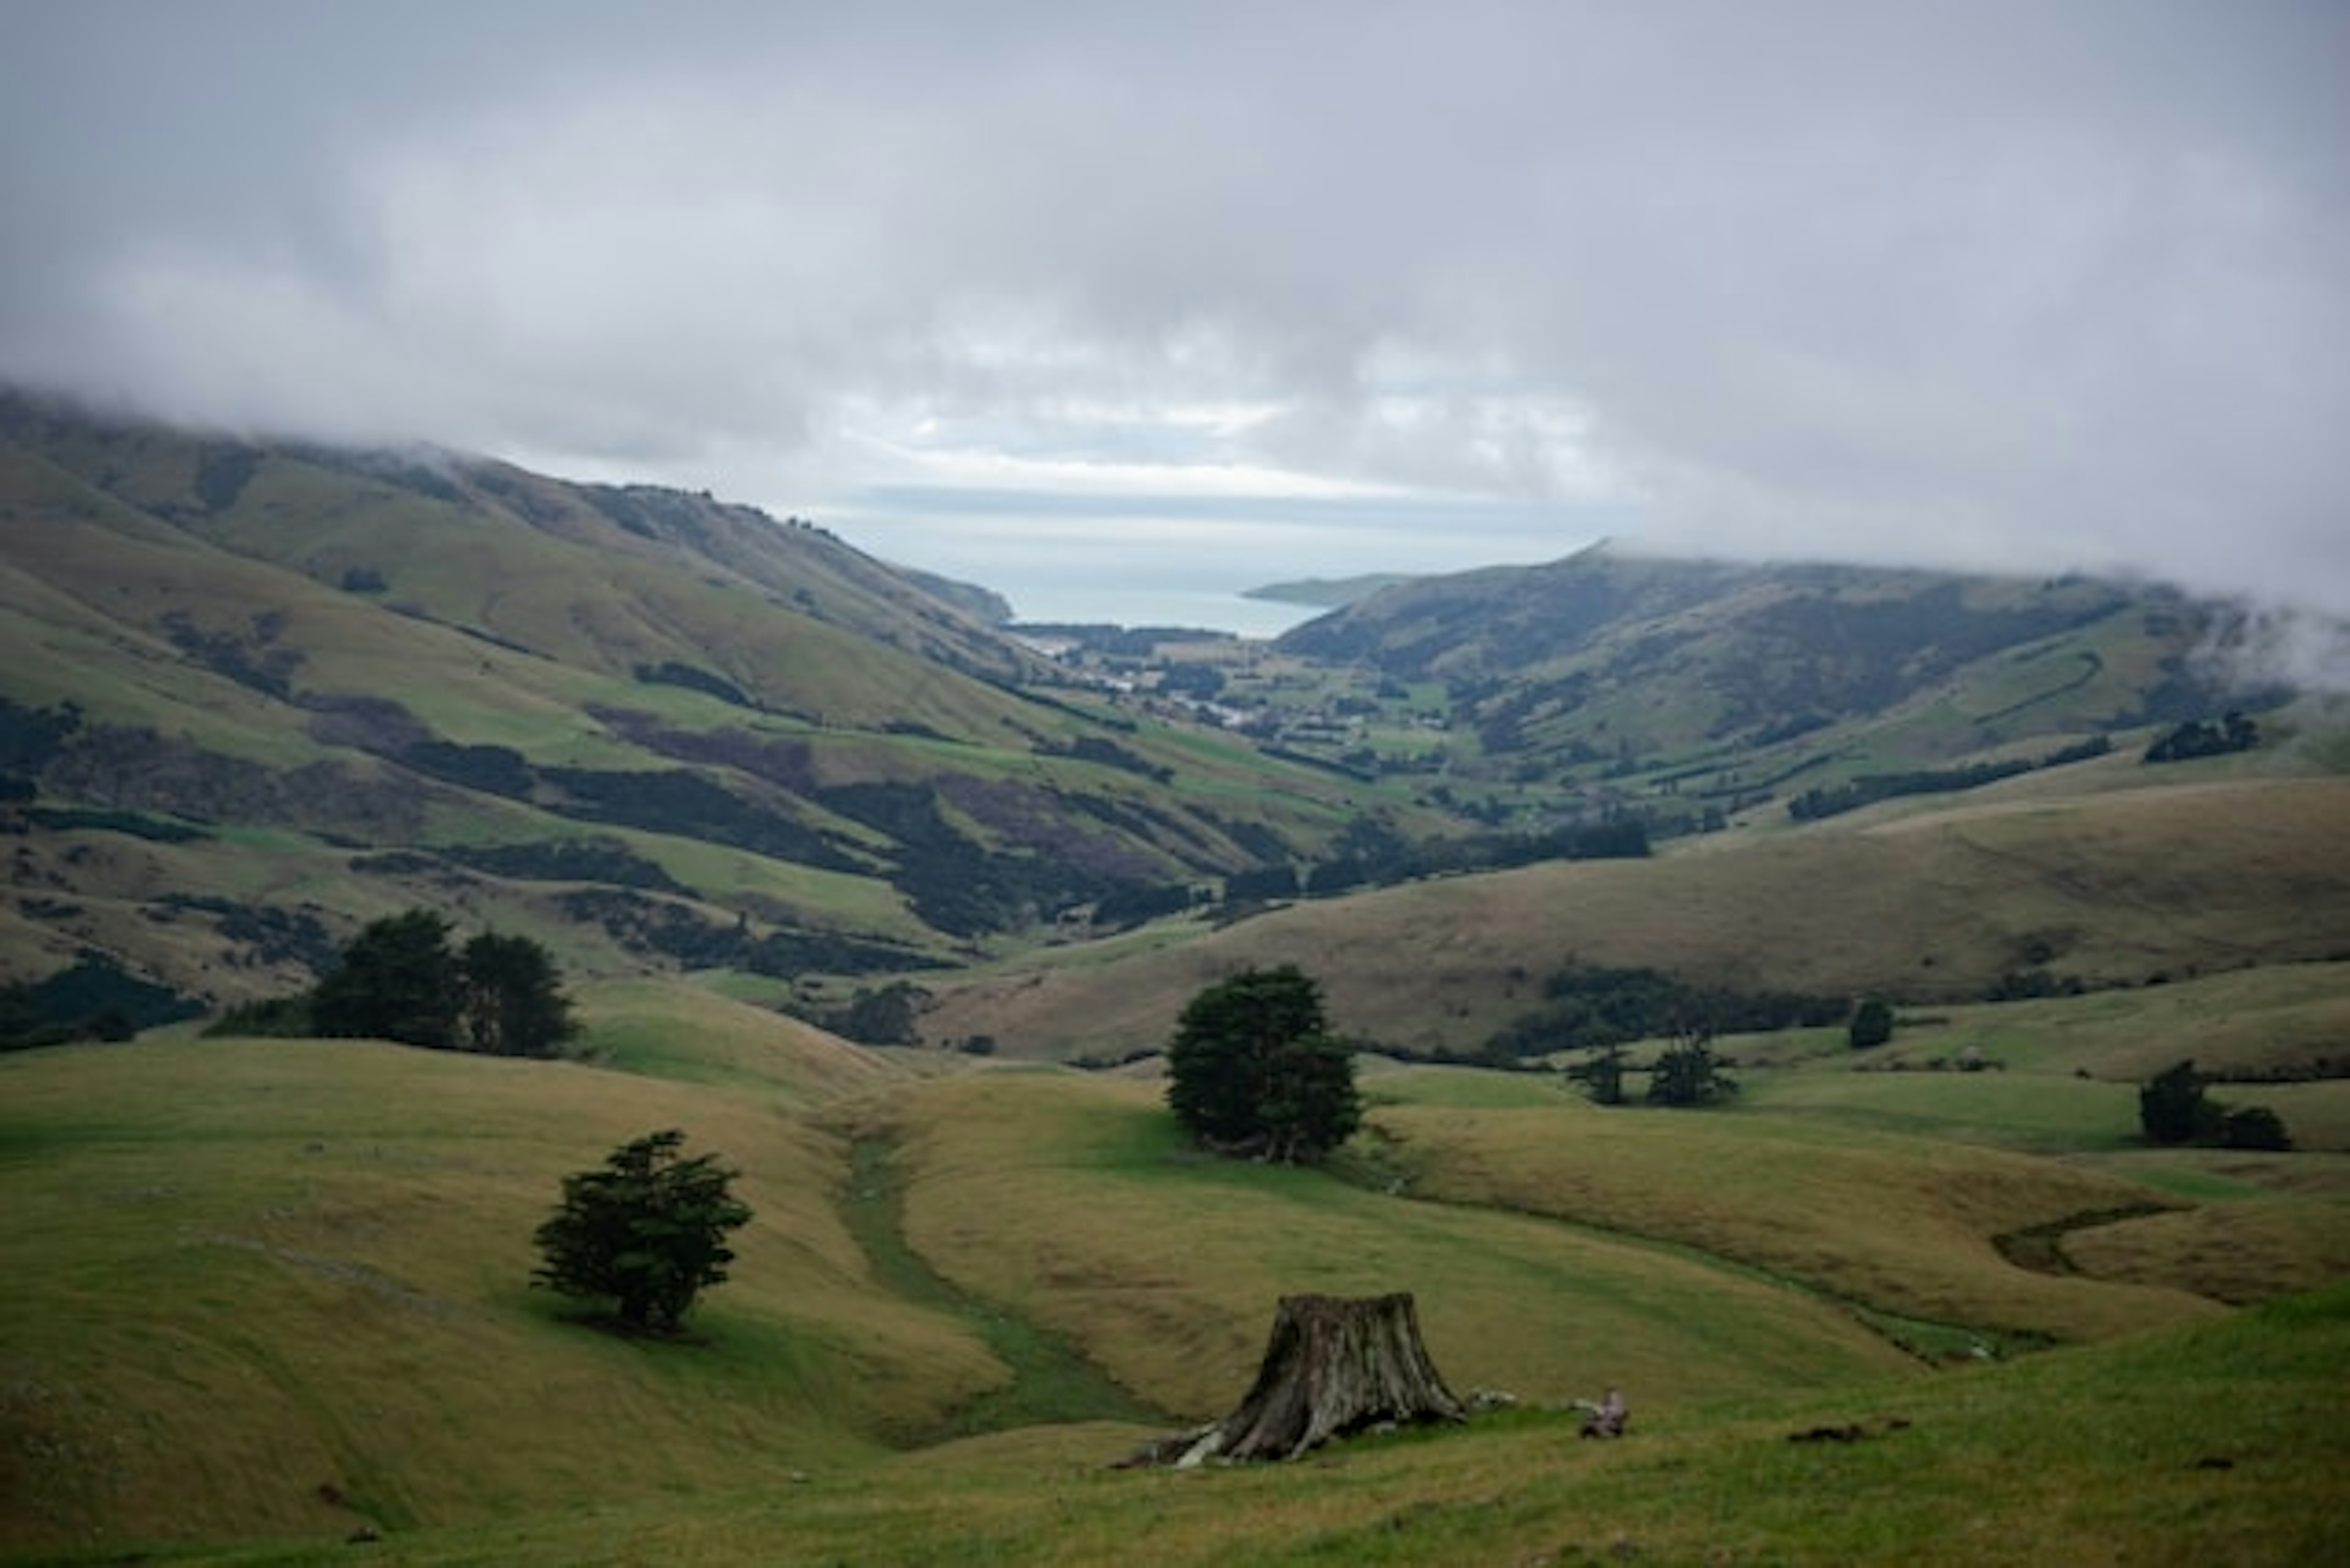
1117;1292;1466;1466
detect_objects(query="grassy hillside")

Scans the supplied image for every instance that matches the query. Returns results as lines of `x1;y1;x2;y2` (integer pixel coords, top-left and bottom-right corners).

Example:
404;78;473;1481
920;771;2350;1058
6;394;2348;1564
0;1034;1004;1551
7;993;2348;1562
1278;544;2278;802
860;1072;1920;1418
1;392;1406;1018
90;1287;2346;1566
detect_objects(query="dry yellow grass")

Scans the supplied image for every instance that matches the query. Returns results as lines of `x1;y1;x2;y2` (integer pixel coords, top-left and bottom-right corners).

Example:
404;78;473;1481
0;1038;997;1551
1371;1096;2225;1346
868;1070;1920;1424
575;976;904;1101
2059;1189;2350;1306
921;776;2350;1059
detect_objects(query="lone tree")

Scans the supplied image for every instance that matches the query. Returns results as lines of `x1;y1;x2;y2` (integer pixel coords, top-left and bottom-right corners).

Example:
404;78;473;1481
1566;1043;1627;1105
1118;1293;1465;1466
532;1129;752;1335
1166;965;1361;1163
1848;997;1895;1050
2138;1059;2217;1144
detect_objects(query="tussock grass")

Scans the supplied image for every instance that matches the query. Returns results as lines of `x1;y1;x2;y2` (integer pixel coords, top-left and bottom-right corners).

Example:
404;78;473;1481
2059;1185;2350;1307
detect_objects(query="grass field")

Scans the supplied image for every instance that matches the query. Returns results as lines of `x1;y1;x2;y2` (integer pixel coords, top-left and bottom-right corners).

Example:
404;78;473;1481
7;949;2349;1563
27;1290;2350;1566
0;1039;999;1550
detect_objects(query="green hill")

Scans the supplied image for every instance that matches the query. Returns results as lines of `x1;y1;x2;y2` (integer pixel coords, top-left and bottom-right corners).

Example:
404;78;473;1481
1275;541;2292;820
921;771;2350;1058
6;394;2348;1562
0;391;1398;1021
5;999;2347;1562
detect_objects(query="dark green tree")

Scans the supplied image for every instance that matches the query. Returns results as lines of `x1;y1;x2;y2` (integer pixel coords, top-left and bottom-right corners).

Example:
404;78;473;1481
460;931;579;1058
1166;965;1360;1163
1848;998;1895;1050
311;909;463;1048
1256;1032;1364;1164
1567;1043;1627;1105
2138;1059;2218;1145
2219;1104;2292;1151
532;1129;752;1335
1646;1027;1736;1108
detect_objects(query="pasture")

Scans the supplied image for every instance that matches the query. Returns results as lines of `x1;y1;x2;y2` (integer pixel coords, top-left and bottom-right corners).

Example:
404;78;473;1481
6;954;2348;1564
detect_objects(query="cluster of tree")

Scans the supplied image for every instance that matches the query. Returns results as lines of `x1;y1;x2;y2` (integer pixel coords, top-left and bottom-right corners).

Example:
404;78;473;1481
633;660;756;709
1042;734;1175;782
214;909;578;1058
2143;712;2258;764
2137;1059;2291;1151
1158;661;1227;700
815;778;1121;938
0;695;84;778
1787;736;2112;822
441;836;688;893
1216;816;1655;914
532;1129;752;1335
1089;881;1206;930
1565;1028;1737;1108
1166;966;1362;1163
788;980;930;1046
1485;964;1848;1059
1;956;205;1052
553;886;939;978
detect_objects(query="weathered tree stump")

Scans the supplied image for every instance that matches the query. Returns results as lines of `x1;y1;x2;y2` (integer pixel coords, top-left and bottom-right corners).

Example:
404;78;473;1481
1117;1292;1466;1466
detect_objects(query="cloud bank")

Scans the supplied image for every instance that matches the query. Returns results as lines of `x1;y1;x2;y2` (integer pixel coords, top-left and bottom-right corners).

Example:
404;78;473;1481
4;2;2344;616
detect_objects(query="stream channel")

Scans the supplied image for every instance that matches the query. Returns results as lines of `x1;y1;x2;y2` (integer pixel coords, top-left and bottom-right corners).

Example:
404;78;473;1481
840;1135;1176;1444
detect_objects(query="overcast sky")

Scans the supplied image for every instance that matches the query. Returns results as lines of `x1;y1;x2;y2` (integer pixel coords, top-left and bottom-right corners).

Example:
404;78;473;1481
4;1;2345;627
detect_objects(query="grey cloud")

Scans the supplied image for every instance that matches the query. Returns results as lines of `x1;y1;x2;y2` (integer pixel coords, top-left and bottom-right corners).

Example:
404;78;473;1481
3;1;2344;614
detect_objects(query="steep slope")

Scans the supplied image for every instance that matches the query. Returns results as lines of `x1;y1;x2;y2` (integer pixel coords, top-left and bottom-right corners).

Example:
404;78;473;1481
0;393;1378;1017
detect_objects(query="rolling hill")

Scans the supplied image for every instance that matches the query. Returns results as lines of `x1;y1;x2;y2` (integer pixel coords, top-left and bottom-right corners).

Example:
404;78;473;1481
7;388;2341;1050
0;390;1395;1021
4;394;2350;1564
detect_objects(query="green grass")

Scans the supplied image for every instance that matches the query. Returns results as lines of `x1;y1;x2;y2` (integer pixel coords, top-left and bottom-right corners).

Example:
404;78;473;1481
868;1072;1923;1422
52;1285;2350;1566
1738;1063;2145;1151
0;1039;998;1551
839;1133;1174;1439
9;966;2350;1562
